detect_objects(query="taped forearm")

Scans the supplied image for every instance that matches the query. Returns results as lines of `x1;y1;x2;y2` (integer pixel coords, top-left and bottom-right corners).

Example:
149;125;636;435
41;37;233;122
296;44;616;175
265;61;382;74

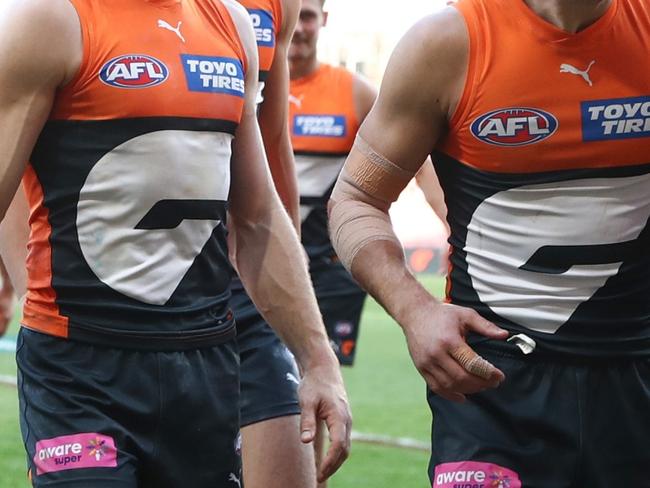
328;135;416;272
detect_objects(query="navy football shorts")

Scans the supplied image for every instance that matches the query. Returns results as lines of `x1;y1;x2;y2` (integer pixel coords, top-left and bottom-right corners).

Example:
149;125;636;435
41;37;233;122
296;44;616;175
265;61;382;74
427;339;650;488
310;256;366;366
231;287;301;427
17;328;241;488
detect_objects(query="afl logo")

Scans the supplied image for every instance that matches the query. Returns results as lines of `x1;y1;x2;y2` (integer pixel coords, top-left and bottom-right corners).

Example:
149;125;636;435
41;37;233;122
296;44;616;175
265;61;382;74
471;107;558;146
99;54;169;89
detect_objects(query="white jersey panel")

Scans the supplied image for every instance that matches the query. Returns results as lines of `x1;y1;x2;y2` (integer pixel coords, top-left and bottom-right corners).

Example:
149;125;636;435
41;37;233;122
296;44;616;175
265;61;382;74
77;130;232;305
295;153;345;222
465;173;650;334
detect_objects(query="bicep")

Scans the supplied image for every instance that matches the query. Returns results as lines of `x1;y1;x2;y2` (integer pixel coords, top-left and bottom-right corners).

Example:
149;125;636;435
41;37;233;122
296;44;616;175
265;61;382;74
0;0;79;217
356;10;466;175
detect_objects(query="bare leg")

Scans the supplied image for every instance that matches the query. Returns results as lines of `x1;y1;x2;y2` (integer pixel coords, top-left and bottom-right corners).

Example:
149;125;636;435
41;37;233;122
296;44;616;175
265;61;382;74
242;415;317;488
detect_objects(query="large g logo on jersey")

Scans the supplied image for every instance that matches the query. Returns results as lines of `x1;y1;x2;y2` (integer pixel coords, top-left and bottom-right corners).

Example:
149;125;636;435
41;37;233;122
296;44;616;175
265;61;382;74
465;173;650;333
76;130;232;305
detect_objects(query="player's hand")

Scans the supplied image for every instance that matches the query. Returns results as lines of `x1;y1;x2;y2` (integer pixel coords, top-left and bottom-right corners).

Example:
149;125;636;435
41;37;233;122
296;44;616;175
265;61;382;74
297;352;352;483
403;300;509;403
0;280;15;337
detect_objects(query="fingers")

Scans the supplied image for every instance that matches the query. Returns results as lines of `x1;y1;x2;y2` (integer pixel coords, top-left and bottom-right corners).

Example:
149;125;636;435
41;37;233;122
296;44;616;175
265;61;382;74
299;401;317;444
450;343;504;382
317;414;351;482
463;310;509;340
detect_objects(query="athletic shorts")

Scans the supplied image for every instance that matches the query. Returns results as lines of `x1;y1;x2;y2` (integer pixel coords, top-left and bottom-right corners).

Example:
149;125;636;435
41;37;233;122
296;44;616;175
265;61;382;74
17;327;241;488
310;256;366;366
427;339;650;488
231;287;301;427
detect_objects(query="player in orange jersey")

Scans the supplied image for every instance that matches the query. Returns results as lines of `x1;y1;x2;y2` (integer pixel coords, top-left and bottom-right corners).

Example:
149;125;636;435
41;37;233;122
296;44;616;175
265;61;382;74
0;0;350;486
288;0;375;485
231;0;321;487
329;0;650;486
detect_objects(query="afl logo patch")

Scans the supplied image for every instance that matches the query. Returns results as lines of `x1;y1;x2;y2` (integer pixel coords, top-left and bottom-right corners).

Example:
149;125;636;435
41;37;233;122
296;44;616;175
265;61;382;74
471;107;558;146
99;55;169;89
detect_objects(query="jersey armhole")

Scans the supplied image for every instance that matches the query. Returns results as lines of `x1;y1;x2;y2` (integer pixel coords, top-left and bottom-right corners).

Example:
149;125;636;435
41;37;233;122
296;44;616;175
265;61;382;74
446;3;482;133
59;0;93;92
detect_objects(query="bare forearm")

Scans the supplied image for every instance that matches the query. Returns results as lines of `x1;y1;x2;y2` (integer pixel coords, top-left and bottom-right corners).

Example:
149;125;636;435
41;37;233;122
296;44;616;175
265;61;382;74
234;202;333;368
0;189;29;296
351;240;438;330
264;134;301;231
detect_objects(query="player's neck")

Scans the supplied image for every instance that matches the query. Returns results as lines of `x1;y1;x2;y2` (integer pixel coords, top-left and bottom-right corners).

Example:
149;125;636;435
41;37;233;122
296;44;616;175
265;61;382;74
290;57;319;81
524;0;612;33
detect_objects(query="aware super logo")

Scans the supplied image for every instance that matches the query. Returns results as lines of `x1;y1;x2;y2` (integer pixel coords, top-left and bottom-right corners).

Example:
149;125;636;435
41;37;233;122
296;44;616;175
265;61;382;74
471;107;558;146
99;54;168;88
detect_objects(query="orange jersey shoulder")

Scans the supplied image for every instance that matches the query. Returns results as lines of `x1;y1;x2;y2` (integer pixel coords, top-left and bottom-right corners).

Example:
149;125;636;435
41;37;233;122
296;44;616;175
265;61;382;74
289;64;358;154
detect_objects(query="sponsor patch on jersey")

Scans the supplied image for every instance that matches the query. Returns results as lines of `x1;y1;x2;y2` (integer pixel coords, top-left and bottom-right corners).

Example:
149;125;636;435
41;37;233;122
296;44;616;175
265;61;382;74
247;9;275;47
294;115;347;137
181;55;245;96
470;107;558;146
34;433;117;475
582;95;650;141
99;54;168;88
433;461;521;488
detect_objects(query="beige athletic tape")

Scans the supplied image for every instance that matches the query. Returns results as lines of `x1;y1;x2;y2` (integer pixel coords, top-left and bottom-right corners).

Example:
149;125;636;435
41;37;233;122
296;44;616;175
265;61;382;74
450;345;496;381
329;136;417;272
348;135;415;204
328;198;399;272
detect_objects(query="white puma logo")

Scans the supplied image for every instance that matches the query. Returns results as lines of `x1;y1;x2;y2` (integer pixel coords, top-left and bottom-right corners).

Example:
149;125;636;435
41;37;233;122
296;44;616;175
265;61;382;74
560;60;596;86
288;94;303;108
157;19;185;43
286;372;300;385
228;473;241;488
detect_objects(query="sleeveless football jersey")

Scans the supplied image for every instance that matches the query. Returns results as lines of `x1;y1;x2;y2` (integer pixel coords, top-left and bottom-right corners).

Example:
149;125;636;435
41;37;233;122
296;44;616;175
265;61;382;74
437;0;650;356
22;0;247;349
289;64;359;259
237;0;282;95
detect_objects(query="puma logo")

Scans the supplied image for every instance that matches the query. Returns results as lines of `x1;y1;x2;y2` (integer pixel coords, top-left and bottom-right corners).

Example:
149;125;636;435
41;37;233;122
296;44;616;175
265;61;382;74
228;473;241;488
289;93;303;108
286;372;300;385
560;60;595;86
157;19;185;43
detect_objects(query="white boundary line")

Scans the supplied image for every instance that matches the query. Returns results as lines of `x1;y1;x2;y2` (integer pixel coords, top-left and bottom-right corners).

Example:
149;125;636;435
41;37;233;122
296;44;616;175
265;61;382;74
351;430;430;452
0;374;17;387
0;366;430;452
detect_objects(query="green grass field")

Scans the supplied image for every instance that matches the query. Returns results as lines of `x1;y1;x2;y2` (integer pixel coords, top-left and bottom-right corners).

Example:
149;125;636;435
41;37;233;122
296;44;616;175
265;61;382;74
0;275;445;488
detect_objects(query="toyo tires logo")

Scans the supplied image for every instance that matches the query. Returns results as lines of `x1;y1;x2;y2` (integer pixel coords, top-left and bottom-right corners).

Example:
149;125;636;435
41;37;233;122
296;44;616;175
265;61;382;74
99;54;169;89
471;107;558;146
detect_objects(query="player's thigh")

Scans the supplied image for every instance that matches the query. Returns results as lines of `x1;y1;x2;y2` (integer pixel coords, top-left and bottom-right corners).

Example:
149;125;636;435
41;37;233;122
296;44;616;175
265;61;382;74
582;357;650;487
241;415;316;488
237;304;301;427
311;260;366;366
17;328;141;488
428;341;579;488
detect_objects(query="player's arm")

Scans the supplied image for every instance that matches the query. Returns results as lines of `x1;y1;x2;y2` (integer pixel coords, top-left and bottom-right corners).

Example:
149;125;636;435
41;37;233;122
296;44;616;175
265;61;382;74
415;159;449;232
0;257;15;336
0;189;30;337
0;0;81;334
257;0;301;231
222;1;351;481
329;9;508;403
0;188;30;298
352;73;377;123
0;0;80;220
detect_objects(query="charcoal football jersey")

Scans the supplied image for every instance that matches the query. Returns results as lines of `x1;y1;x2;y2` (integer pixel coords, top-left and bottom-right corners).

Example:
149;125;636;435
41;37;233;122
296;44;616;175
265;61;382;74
438;0;650;356
22;0;248;348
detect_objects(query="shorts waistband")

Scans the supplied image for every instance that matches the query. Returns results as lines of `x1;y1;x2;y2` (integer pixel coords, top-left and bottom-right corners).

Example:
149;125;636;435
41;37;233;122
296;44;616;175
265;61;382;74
24;319;236;352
